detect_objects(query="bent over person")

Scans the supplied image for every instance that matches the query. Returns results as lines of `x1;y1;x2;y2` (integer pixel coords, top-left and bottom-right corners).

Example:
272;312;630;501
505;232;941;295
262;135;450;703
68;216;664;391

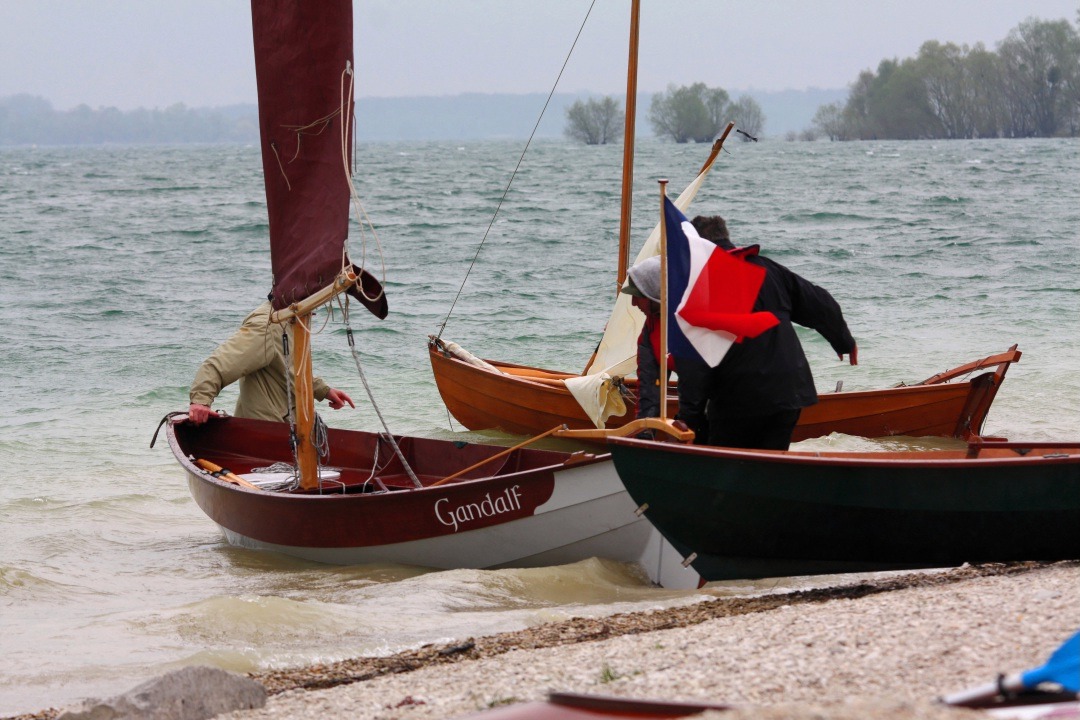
187;301;354;424
691;214;858;450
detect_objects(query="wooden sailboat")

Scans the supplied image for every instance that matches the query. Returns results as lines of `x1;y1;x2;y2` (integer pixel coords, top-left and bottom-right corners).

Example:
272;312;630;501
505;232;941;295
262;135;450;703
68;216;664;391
161;0;702;590
608;435;1080;582
596;183;1077;583
430;341;1021;440
166;415;703;588
427;2;1019;442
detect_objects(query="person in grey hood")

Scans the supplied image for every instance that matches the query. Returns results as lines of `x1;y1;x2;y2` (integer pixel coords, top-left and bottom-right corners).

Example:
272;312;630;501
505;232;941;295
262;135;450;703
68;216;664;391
622;256;711;442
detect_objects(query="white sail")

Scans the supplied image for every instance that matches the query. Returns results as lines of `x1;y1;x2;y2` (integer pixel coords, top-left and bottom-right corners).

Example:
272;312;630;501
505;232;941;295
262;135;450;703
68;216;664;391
583;164;718;378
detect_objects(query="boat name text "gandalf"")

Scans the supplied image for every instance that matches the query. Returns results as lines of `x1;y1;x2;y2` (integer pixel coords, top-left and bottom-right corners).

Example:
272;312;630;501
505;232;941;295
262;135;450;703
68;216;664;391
434;486;524;532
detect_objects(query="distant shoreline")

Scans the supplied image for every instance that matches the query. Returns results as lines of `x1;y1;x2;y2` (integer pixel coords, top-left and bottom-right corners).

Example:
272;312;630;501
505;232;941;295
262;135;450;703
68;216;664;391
0;89;847;146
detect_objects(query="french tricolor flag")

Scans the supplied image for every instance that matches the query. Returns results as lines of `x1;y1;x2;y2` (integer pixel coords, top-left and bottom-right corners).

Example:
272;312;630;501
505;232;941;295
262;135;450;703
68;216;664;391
665;197;780;367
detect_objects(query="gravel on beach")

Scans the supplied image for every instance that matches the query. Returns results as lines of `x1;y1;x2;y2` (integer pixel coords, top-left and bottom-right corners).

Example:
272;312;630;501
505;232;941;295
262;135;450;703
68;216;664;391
14;561;1079;720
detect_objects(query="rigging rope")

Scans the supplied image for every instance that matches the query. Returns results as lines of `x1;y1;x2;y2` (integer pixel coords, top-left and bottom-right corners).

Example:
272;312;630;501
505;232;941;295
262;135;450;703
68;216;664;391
340;60;387;305
340;298;423;489
332;60;417;488
435;0;598;340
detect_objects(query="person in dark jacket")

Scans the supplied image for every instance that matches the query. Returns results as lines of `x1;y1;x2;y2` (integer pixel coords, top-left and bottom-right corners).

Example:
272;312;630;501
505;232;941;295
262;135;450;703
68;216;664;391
622;257;713;443
690;214;858;450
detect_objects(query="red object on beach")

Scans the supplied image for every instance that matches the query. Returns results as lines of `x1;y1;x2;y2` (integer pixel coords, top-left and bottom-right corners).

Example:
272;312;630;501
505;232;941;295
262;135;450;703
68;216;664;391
451;692;731;719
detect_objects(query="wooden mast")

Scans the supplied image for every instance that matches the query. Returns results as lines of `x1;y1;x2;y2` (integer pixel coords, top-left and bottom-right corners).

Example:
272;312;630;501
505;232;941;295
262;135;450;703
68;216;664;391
251;1;357;492
579;0;640;377
272;271;357;491
615;0;641;292
291;313;319;490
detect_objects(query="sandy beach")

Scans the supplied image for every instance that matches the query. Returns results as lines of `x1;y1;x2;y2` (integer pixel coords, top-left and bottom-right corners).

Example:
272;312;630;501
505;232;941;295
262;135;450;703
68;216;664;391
230;560;1079;719
21;561;1079;720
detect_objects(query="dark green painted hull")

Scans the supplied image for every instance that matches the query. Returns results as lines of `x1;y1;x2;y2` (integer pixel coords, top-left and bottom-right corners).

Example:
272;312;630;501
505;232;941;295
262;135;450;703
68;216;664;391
608;438;1080;581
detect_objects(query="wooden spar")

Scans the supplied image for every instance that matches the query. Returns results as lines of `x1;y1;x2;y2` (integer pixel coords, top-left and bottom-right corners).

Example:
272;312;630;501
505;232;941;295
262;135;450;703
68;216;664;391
697;122;735;175
615;0;641;292
268;270;358;491
291;313;320;490
579;0;640;377
431;424;568;487
269;270;357;324
658;179;669;421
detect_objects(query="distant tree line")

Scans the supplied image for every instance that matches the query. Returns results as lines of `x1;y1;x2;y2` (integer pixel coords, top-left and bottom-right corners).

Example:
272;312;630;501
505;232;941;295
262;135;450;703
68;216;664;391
565;83;765;145
0;94;258;146
812;16;1080;140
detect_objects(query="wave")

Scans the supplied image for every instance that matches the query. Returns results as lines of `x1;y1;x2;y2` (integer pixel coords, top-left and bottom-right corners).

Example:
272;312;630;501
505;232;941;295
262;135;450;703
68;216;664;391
777;211;876;223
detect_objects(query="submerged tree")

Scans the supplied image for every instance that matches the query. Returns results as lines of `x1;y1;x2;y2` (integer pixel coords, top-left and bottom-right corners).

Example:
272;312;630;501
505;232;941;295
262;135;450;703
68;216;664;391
812;101;848;141
564;96;623;145
648;83;730;143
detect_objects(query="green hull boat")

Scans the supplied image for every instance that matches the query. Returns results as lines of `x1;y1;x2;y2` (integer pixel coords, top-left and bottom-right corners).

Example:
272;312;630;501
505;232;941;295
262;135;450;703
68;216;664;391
608;437;1080;581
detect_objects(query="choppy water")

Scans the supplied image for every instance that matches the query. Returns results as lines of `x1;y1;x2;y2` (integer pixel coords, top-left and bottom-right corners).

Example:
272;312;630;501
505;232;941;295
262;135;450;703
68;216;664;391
1;137;1078;715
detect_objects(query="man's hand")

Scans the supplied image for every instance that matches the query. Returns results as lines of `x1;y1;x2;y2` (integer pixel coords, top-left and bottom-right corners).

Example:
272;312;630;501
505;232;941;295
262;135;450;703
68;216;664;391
326;388;356;410
839;344;859;366
188;403;219;425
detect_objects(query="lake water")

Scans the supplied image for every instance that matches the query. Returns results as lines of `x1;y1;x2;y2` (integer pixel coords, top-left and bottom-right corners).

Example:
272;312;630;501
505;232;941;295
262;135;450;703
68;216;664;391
1;136;1078;715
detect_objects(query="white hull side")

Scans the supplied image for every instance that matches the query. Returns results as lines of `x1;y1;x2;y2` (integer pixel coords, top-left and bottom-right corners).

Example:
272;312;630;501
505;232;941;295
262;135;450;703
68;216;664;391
217;461;702;589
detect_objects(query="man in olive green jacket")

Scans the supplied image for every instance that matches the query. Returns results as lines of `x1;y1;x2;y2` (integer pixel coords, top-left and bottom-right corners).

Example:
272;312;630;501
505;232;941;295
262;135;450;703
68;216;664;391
187;301;354;424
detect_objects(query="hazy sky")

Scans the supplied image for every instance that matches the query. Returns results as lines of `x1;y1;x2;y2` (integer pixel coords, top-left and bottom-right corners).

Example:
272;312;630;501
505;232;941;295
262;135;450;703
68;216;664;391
2;0;1078;111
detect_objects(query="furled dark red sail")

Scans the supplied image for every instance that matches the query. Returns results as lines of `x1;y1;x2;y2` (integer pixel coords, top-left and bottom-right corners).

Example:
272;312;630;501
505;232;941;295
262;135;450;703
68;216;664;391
251;0;353;311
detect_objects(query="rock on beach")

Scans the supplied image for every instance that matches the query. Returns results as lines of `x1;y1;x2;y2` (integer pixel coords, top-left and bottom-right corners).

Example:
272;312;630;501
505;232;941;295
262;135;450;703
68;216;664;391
55;667;265;720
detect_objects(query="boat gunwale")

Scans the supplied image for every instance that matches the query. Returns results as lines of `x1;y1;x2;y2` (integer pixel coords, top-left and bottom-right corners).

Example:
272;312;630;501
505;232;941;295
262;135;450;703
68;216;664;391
166;416;611;500
607;435;1080;469
434;343;1018;399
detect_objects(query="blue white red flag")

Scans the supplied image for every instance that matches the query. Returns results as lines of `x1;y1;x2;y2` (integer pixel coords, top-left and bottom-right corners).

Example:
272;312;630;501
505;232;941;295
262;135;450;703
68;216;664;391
664;197;779;367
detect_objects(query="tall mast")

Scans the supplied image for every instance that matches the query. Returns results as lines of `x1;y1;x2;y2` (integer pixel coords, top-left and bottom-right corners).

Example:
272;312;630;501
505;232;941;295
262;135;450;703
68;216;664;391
251;0;356;491
615;0;641;293
272;272;358;490
291;313;320;488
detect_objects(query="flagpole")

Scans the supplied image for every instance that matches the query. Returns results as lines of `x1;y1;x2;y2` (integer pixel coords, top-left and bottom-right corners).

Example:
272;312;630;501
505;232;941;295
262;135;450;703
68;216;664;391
658;179;669;422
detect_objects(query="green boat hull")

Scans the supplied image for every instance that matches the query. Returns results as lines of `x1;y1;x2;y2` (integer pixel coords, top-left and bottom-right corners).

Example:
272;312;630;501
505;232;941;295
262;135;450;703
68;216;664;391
608;438;1080;581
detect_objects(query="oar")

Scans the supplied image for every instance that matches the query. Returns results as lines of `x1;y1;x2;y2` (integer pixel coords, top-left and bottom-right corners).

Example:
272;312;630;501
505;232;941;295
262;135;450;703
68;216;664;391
942;630;1080;706
431;425;569;487
195;458;263;491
